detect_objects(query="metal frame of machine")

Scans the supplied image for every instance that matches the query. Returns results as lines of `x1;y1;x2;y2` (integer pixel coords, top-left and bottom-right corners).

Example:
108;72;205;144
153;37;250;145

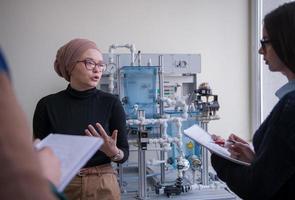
99;44;236;200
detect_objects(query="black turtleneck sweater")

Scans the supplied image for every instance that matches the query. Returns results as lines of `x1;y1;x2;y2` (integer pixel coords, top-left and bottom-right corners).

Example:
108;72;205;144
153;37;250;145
33;85;129;167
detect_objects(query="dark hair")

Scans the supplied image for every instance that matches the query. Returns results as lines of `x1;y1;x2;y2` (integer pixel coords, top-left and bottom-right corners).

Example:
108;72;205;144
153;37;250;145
264;2;295;73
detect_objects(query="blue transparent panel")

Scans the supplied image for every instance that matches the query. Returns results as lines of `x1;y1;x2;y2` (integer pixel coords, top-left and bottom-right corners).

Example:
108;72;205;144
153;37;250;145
121;66;158;119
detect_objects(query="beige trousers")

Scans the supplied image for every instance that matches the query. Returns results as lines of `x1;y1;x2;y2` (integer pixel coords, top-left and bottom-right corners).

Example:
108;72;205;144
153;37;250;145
64;164;121;200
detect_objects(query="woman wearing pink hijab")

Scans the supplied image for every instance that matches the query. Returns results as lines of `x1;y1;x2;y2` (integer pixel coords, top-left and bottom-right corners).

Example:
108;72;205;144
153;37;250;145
33;38;129;200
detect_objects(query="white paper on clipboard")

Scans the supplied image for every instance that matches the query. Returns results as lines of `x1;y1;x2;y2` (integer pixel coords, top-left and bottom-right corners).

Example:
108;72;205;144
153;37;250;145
184;124;250;166
35;134;103;191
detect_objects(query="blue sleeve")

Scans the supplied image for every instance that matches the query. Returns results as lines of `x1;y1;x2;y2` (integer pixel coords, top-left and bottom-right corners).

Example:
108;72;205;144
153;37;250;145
0;48;10;76
49;182;67;200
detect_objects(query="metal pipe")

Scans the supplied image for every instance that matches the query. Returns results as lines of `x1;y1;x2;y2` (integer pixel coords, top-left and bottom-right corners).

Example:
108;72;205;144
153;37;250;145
200;122;209;185
158;55;166;184
138;149;147;199
116;54;120;96
138;125;147;200
119;164;125;193
137;51;141;66
159;55;164;116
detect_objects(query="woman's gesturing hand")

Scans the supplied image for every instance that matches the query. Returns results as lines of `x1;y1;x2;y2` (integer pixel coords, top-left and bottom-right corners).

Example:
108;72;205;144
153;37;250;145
85;122;119;158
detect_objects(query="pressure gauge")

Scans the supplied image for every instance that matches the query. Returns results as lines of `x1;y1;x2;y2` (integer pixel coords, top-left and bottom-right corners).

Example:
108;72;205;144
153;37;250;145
106;63;117;74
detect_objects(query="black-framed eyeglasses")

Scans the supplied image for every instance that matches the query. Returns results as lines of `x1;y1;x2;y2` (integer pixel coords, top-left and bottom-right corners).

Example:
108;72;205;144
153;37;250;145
260;38;271;50
76;59;106;72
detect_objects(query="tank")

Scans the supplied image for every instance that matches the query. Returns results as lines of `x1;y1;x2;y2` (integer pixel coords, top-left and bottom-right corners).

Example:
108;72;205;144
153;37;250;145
120;66;159;119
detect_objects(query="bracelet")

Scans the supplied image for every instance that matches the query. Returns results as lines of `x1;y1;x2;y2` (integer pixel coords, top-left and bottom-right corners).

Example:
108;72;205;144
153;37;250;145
110;149;121;161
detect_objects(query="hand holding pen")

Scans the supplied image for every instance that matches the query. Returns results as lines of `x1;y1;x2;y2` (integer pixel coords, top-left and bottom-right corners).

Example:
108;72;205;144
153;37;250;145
227;134;255;163
212;133;255;163
211;134;235;147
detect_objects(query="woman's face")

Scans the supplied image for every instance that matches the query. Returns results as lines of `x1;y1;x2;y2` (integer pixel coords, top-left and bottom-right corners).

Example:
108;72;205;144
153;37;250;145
70;49;103;91
259;26;287;73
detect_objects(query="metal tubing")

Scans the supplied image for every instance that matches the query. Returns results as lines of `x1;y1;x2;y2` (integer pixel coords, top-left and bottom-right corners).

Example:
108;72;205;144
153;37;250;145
119;164;125;193
159;55;164;116
201;122;209;185
158;55;165;184
116;55;120;96
138;149;147;199
138;125;147;200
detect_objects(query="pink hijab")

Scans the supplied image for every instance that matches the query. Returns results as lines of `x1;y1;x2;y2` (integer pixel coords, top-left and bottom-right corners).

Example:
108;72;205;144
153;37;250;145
54;38;100;82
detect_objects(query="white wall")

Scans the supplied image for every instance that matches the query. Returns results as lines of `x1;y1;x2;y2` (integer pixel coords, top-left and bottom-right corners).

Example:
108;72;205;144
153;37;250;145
0;0;250;140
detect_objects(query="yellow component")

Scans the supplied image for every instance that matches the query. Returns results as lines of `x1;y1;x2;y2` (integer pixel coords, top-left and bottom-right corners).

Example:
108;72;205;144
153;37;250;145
186;141;194;149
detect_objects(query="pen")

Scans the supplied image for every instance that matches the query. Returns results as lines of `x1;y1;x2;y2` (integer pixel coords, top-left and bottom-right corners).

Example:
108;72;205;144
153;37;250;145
213;139;236;147
214;140;225;145
226;139;236;145
224;140;236;148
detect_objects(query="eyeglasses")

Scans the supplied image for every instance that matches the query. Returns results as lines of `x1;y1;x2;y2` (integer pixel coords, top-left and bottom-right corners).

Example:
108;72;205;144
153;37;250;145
76;59;106;72
260;38;271;50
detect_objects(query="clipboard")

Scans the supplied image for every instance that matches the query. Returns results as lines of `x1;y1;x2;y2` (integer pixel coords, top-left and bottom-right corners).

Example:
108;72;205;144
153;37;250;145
183;124;250;166
35;134;103;191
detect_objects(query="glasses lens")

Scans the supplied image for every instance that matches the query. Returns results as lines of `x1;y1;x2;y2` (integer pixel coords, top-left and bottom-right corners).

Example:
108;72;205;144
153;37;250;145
99;64;106;72
260;39;271;49
80;59;106;71
84;60;95;70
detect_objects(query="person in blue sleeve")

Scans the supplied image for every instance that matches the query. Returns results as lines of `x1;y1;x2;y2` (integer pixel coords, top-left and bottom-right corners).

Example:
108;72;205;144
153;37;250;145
0;48;65;200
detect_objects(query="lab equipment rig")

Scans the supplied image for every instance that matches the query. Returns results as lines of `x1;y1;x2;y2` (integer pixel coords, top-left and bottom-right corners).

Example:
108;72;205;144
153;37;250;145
99;44;237;199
